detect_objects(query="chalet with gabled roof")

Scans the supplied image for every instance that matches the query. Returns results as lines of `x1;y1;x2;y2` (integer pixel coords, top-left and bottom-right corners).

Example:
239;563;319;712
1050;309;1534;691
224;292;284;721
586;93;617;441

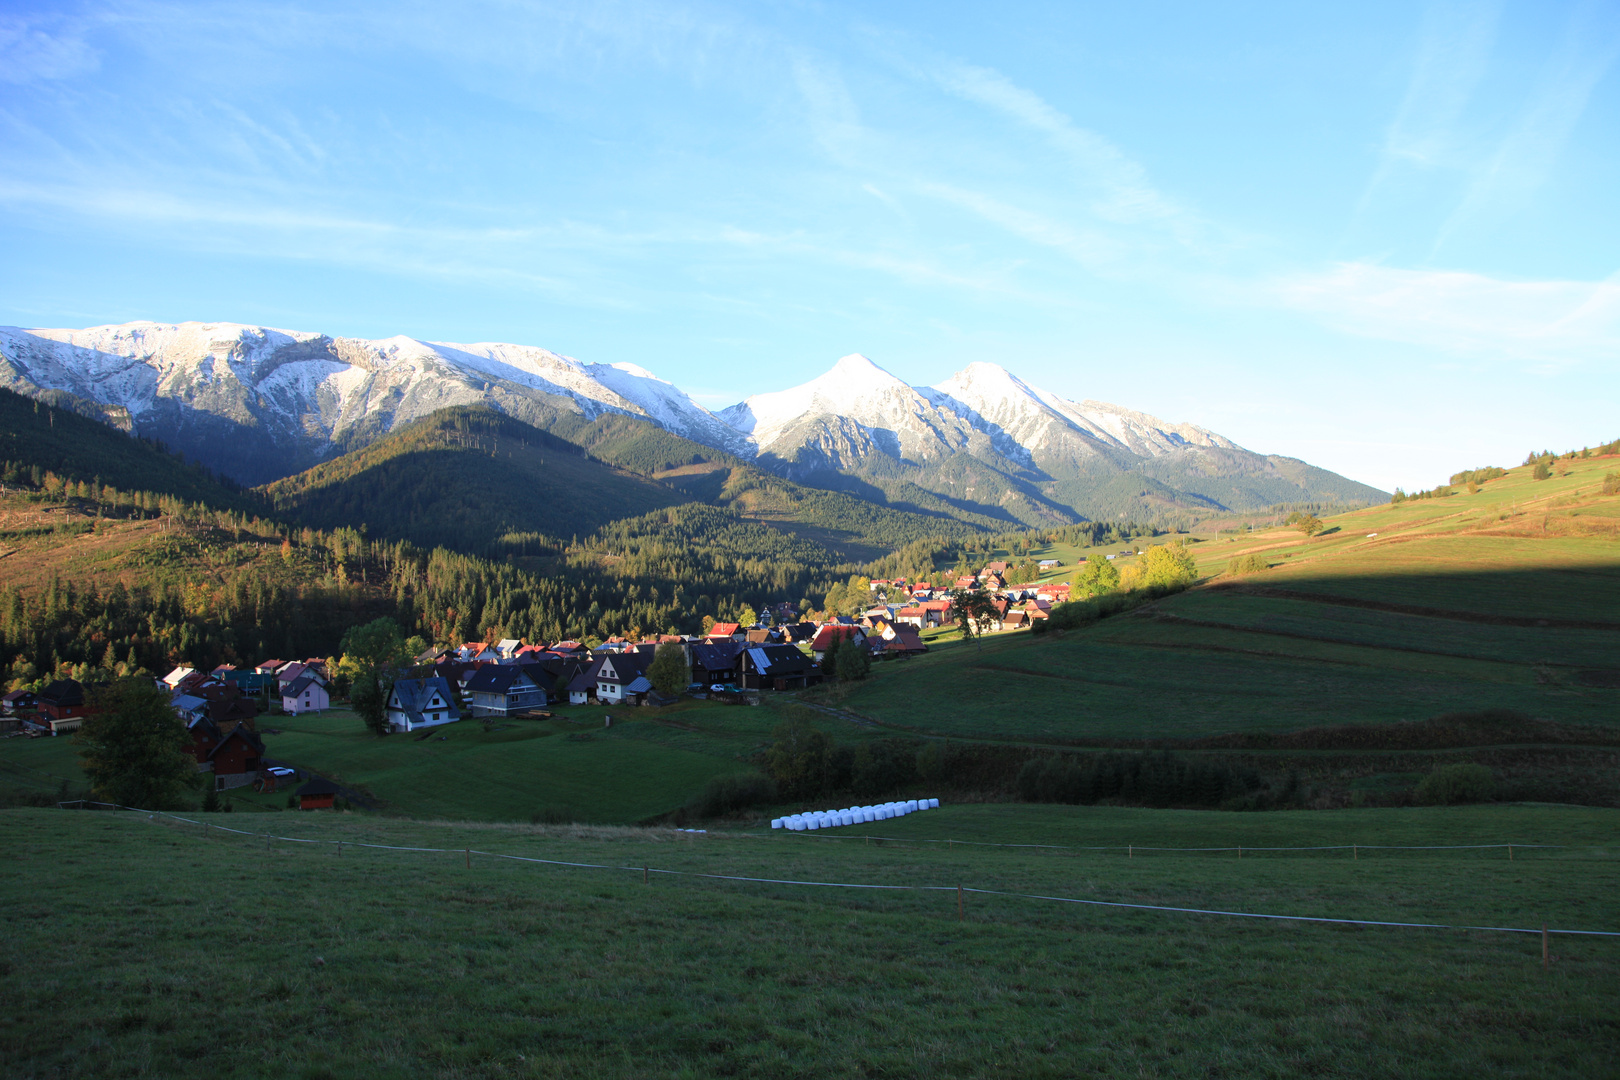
465;664;552;716
386;677;460;733
281;674;330;715
737;645;820;691
809;624;865;661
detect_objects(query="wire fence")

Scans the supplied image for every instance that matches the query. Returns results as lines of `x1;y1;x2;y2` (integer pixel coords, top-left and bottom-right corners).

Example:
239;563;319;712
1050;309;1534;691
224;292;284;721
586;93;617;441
60;801;1620;941
781;831;1571;854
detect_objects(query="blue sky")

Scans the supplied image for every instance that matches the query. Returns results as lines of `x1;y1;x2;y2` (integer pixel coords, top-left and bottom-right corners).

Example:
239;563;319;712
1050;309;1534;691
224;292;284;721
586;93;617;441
1;0;1615;491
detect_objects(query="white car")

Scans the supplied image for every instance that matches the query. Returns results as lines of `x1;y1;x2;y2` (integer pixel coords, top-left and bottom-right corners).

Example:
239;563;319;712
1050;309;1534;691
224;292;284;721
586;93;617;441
266;766;296;779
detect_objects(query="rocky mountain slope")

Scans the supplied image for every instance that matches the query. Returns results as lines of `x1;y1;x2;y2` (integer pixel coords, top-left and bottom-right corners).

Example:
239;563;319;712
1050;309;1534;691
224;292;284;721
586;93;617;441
0;321;1384;523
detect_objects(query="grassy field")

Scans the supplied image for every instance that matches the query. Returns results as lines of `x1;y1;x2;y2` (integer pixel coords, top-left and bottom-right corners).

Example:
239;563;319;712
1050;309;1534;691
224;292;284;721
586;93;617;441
2;802;1615;1079
840;457;1620;747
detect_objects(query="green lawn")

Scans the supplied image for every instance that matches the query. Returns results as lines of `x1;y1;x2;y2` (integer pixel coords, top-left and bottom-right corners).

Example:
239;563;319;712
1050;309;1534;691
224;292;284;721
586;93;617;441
3;802;1615;1079
251;705;764;823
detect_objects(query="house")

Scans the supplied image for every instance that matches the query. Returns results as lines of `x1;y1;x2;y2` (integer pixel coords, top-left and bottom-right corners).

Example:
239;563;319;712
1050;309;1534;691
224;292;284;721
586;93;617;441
458;642;501;664
37;680;91;733
591;652;653;705
920;600;953;627
219;668;273;693
809;624;865;661
206;726;266;790
185;716;224;767
255;660;284;675
894;605;928;628
953;575;979;591
206;695;259;731
690;641;743;685
170;693;210;725
495;638;523;661
565;667;597;705
1002;610;1029;630
737;645;821;691
1038;559;1062;569
464;664;552;716
296;776;342;810
162;666;195;690
281;675;330;715
878;626;928;657
782;622;818;644
1;689;37;715
275;662;310;689
385;677;461;733
706;622;743;642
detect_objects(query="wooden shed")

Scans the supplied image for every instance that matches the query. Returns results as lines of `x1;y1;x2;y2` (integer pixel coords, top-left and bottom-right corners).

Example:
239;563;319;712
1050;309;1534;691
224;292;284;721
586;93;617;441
296;776;342;811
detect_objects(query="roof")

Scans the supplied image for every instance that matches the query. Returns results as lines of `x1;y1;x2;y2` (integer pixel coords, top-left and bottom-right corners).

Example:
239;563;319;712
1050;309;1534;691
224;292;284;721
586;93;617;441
594;652;652;683
745;644;816;678
206;725;265;760
389;677;460;727
170;693;209;713
465;664;552;695
883;628;928;653
275;662;308;683
624;676;653;694
810;624;862;651
566;669;597;693
691;641;743;671
2;689;36;703
297;776;343;797
283;674;323;697
782;622;818;643
39;680;84;707
707;622;741;638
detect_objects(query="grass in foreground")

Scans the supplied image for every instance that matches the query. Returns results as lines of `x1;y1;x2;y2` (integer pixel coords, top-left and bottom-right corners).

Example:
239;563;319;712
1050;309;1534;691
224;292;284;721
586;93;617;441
2;803;1616;1079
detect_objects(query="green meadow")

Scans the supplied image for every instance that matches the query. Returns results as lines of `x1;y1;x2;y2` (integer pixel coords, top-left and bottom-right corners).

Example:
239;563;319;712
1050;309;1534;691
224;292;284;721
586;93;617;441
842;456;1620;749
2;803;1615;1079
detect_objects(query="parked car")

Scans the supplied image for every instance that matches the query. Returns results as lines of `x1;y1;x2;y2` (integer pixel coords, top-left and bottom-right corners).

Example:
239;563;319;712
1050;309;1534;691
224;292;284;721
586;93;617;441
266;766;296;779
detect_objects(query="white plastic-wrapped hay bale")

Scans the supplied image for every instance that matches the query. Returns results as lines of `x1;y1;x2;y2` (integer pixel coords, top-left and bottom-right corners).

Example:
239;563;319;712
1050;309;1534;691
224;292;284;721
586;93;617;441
771;818;783;829
861;808;875;823
840;811;854;826
905;800;918;812
929;798;940;808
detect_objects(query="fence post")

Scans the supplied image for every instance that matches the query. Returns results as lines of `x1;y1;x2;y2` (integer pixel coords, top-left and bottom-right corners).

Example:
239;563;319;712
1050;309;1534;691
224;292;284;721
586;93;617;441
1509;845;1514;861
1543;924;1549;969
1238;845;1242;859
644;865;648;884
957;883;963;922
1353;844;1357;861
465;848;470;870
1128;844;1132;859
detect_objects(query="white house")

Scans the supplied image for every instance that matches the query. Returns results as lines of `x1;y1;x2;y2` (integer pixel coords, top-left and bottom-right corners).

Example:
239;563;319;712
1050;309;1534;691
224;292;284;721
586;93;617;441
281;675;330;715
386;677;461;733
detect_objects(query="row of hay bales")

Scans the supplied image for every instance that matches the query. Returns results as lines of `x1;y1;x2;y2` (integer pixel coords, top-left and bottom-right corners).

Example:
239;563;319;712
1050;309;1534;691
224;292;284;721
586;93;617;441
772;798;940;830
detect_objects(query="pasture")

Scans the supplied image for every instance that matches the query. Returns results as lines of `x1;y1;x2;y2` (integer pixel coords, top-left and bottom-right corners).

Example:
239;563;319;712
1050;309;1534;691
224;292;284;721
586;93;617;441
2;802;1615;1078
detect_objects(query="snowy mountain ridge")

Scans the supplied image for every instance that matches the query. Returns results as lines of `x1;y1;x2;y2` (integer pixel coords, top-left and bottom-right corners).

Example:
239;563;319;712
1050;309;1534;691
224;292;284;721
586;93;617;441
0;320;1384;519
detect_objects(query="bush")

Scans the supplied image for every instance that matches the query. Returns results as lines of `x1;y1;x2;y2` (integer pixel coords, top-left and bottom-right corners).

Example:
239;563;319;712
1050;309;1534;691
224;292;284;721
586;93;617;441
685;773;777;818
1015;751;1259;809
1602;472;1620;496
1532;462;1551;481
1415;763;1494;805
1228;553;1269;575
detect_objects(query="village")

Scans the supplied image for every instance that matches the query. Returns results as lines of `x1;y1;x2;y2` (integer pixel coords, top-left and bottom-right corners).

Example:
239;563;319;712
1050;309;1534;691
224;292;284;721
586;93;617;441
0;562;1076;806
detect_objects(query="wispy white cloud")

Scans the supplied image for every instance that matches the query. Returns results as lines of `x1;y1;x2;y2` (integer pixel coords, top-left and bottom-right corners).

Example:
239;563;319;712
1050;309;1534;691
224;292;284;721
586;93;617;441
935;63;1187;229
0;14;101;83
1376;0;1503;172
1273;261;1620;371
1433;0;1620;252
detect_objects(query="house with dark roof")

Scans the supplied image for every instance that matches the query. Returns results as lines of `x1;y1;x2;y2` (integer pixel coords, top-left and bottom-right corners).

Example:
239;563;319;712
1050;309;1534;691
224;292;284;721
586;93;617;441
737;645;820;691
385;677;460;733
206;726;266;790
878;626;928;657
37;680;91;733
2;689;37;715
591;651;653;705
690;641;743;685
281;674;330;715
465;664;552;716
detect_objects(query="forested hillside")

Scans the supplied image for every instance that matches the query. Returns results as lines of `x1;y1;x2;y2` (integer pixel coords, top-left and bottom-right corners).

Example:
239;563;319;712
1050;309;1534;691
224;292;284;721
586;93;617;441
0;387;257;513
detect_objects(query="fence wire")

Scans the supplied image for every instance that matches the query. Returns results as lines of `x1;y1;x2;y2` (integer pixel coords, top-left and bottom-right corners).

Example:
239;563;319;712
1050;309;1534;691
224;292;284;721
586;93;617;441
60;802;1620;940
